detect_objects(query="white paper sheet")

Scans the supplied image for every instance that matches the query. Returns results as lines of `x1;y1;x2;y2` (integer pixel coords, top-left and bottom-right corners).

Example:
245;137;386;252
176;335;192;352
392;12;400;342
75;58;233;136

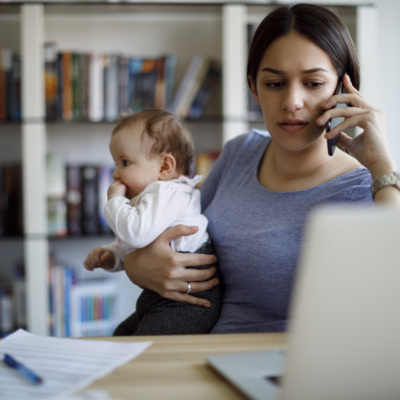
0;329;152;400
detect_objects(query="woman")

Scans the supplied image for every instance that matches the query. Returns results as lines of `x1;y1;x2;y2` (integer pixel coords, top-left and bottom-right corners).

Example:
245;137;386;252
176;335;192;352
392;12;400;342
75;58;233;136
122;4;400;334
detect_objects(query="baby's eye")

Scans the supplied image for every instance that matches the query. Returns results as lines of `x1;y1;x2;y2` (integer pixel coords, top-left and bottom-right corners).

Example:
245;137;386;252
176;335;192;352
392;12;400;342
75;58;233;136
122;160;131;167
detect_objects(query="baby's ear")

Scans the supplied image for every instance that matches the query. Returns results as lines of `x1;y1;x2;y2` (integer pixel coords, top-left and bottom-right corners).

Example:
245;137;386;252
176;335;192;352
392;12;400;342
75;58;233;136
159;153;176;180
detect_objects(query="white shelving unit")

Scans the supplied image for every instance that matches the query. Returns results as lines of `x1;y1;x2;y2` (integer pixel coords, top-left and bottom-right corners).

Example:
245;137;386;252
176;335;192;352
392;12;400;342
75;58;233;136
0;1;377;336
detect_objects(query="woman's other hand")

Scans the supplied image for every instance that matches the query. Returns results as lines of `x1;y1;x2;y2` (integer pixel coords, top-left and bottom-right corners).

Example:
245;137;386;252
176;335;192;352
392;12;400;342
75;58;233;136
123;225;219;307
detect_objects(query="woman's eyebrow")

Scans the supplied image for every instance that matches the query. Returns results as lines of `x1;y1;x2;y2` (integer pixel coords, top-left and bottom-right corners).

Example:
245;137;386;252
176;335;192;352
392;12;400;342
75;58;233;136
260;67;329;74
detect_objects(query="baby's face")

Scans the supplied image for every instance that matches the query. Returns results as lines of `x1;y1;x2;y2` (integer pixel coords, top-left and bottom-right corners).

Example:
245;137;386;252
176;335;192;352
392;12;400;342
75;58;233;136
109;125;162;199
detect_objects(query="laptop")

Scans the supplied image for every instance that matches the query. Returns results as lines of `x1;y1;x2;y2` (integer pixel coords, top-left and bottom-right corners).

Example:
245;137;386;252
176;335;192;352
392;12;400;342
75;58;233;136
207;205;400;400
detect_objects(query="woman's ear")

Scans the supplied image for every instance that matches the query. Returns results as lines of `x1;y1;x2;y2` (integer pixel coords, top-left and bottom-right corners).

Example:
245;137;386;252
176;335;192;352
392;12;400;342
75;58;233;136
248;75;261;106
159;153;177;180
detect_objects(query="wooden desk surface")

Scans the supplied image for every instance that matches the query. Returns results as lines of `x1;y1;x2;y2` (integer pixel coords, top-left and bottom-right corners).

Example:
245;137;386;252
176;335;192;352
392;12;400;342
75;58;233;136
82;333;286;400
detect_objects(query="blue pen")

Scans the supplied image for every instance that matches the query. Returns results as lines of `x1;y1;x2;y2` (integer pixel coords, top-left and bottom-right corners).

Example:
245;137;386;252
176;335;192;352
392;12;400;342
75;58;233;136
3;353;44;385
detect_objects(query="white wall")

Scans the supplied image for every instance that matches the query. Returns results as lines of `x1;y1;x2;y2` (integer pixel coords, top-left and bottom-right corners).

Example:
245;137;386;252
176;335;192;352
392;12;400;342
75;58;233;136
375;0;400;168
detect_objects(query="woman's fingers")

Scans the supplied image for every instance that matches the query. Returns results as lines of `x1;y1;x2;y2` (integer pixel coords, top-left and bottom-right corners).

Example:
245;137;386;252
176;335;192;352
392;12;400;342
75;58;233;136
166;292;212;307
159;224;200;245
177;251;217;269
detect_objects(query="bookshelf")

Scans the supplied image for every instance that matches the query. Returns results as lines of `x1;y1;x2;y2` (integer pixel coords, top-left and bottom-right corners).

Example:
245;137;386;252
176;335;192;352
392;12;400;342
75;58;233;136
0;1;377;336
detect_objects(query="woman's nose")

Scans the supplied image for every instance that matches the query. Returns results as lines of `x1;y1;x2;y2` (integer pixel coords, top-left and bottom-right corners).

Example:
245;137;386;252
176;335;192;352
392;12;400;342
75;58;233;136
282;85;304;112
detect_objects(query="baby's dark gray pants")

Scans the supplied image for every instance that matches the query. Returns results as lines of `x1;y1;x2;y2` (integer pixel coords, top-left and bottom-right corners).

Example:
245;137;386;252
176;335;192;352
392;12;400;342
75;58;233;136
113;241;221;336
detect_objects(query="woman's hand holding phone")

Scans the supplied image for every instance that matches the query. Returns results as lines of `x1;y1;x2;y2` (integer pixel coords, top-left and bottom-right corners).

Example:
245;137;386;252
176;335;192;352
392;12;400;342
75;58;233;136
318;74;396;179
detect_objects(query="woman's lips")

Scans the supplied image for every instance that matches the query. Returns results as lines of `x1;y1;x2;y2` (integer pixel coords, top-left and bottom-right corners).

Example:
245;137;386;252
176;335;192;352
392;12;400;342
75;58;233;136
278;119;308;132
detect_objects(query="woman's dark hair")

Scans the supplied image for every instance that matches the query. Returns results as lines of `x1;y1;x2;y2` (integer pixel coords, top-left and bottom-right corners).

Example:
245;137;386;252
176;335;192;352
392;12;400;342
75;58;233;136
247;3;360;91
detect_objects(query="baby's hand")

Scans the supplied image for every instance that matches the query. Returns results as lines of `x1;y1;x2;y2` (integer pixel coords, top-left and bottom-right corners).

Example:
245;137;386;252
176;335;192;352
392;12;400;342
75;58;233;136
84;247;115;271
108;180;127;200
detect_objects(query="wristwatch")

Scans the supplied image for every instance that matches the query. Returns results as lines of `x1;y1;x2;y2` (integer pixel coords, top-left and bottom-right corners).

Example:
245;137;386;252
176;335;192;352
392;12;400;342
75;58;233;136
371;171;400;198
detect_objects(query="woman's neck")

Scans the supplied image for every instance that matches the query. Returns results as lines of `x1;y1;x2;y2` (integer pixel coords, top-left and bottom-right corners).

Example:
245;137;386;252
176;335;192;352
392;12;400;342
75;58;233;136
257;139;361;192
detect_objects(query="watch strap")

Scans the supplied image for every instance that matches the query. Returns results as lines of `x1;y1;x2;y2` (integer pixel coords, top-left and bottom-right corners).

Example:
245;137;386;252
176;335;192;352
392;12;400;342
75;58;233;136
371;171;400;198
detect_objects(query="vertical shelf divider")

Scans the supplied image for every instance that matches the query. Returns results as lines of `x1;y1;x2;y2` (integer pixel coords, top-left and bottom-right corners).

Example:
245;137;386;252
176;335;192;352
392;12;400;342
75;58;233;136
21;3;49;335
222;3;249;144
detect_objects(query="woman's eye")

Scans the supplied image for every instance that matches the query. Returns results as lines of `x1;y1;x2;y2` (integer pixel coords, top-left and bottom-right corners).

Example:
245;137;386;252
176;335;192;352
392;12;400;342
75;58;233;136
265;81;285;88
305;81;324;88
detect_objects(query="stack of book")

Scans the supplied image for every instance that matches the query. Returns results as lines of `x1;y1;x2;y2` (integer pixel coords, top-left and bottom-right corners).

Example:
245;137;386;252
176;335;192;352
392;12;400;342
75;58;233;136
49;264;118;337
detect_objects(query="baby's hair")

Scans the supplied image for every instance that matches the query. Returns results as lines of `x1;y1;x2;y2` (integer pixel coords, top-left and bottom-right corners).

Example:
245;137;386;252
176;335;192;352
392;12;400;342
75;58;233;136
112;109;194;176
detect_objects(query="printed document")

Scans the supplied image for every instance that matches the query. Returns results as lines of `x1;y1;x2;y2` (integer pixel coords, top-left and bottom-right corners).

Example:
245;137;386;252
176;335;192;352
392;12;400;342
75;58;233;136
0;329;152;399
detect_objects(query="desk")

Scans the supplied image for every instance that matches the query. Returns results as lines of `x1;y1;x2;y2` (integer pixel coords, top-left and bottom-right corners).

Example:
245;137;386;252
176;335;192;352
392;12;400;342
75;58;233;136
82;333;286;399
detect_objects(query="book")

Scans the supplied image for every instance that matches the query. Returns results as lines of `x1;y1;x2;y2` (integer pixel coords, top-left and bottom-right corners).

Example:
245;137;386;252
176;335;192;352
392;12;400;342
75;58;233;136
88;52;104;122
0;287;12;337
72;52;85;120
164;54;177;110
0;48;12;121
46;153;67;237
62;51;73;121
128;57;144;112
70;277;118;337
103;53;120;121
66;165;82;235
55;51;64;120
44;42;59;121
179;57;212;118
47;198;67;237
119;54;130;116
8;53;21;121
81;165;99;234
137;58;158;111
169;56;220;118
1;163;23;236
154;56;166;109
188;59;221;119
12;266;26;331
169;55;205;117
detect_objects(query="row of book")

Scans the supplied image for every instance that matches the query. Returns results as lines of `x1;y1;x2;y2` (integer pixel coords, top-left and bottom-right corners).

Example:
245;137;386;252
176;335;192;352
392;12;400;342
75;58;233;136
47;154;114;237
45;43;221;122
50;264;118;337
0;48;21;122
0;264;118;338
0;150;220;239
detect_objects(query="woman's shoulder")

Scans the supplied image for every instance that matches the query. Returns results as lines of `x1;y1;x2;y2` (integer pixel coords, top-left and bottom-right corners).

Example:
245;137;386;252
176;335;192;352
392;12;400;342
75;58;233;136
225;129;271;155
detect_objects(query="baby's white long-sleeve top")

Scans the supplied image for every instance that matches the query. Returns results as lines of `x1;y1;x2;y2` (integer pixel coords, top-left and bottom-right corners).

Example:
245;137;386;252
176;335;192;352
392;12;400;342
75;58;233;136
103;175;209;272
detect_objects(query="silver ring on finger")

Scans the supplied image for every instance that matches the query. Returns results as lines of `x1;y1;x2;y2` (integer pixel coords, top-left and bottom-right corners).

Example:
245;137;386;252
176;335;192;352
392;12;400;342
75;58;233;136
186;282;191;294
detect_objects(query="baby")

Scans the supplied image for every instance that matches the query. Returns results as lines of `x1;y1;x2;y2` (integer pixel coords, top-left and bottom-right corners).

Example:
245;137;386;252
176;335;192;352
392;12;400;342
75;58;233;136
84;108;221;335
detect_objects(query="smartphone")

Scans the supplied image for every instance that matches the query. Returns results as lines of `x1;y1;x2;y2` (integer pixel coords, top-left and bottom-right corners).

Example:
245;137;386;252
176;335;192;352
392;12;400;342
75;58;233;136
326;81;347;156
